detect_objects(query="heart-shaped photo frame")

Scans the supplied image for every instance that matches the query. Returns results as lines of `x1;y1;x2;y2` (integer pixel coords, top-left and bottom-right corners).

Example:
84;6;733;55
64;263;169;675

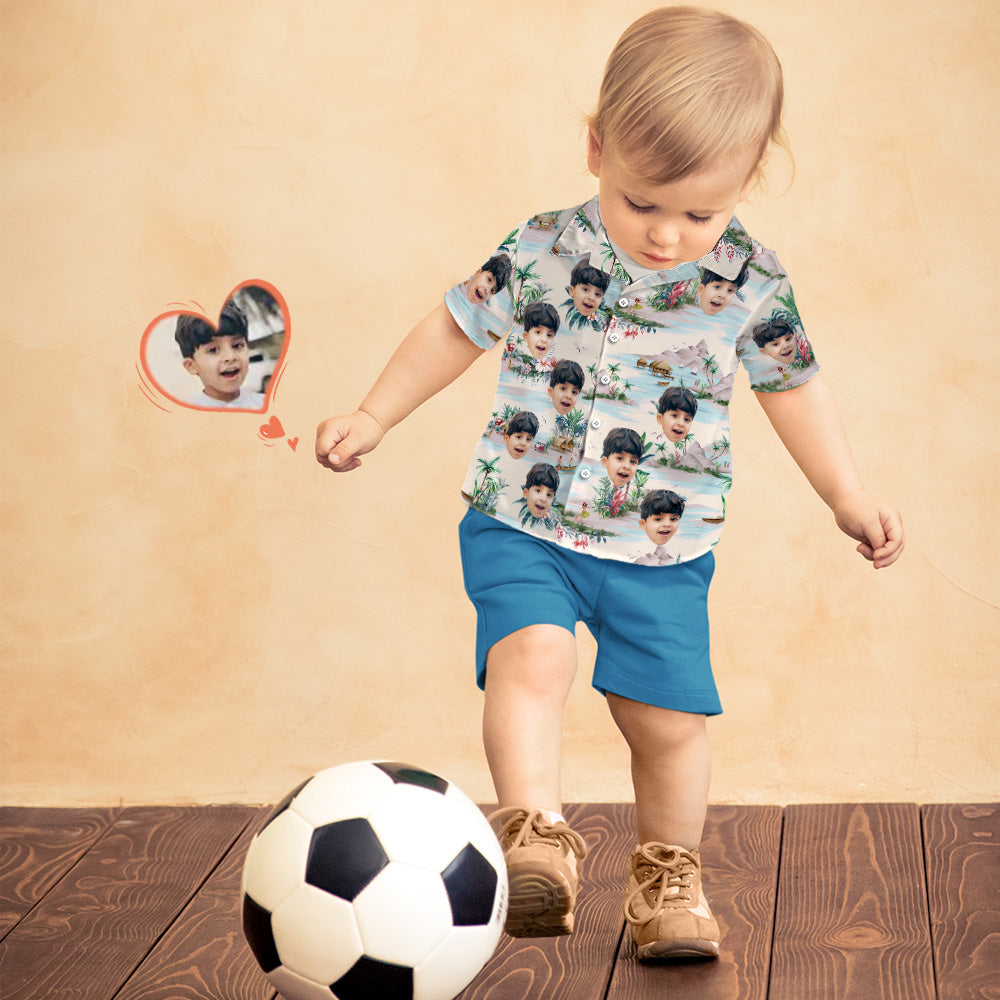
140;281;289;412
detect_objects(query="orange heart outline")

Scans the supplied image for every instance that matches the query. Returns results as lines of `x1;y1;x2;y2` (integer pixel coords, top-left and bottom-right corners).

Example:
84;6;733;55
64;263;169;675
139;280;290;413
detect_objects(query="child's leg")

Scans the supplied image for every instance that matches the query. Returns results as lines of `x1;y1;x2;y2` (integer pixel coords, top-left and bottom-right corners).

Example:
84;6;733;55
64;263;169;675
605;694;710;849
482;623;577;811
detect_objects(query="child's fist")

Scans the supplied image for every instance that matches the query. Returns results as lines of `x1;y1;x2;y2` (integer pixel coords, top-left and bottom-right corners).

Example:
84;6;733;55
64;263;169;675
315;409;385;472
833;490;904;569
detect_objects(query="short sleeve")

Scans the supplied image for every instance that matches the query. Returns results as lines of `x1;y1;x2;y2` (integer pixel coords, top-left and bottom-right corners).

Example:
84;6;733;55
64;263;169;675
444;235;519;351
736;250;819;392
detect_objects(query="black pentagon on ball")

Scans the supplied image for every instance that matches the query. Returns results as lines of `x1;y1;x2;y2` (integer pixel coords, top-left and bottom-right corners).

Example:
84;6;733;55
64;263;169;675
374;761;449;795
241;893;281;973
333;955;414;1000
305;818;388;901
441;842;499;926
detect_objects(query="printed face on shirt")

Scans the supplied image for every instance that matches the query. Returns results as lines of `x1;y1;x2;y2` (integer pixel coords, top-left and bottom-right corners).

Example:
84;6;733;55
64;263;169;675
657;408;693;443
587;129;754;271
466;269;497;305
524;324;557;359
759;332;797;364
569;281;604;317
602;450;639;487
548;380;580;414
523;483;555;518
640;511;681;546
183;334;249;401
698;279;739;315
504;430;535;459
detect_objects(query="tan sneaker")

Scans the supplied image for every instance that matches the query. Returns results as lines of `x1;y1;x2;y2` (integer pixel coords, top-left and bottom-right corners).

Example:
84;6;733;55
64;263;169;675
624;843;720;960
490;807;588;937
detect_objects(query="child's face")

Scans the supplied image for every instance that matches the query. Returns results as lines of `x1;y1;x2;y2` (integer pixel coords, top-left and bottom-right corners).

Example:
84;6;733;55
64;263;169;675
524;324;556;358
183;334;249;401
548;380;580;415
504;430;534;459
588;130;754;270
569;282;603;317
657;408;693;442
760;332;797;364
466;269;497;304
602;450;639;487
640;511;681;546
698;279;739;315
523;483;555;518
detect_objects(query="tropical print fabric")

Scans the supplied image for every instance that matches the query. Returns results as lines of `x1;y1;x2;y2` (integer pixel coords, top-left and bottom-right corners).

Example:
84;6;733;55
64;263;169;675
444;196;818;566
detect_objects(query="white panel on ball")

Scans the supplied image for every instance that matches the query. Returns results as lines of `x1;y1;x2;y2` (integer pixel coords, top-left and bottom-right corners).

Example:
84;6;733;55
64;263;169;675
353;863;453;967
240;809;312;912
271;884;364;984
290;761;395;826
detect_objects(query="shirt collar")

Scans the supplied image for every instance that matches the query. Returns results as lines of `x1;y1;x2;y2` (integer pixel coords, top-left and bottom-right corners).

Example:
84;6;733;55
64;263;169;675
551;195;754;285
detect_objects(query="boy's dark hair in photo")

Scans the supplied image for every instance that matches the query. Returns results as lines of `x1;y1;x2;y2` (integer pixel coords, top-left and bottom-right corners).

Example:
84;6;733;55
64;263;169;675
549;359;585;390
752;315;796;349
640;488;686;520
523;301;560;333
602;426;643;459
569;260;610;294
657;385;698;418
524;463;560;493
699;259;750;290
481;253;512;293
506;410;540;437
174;302;249;358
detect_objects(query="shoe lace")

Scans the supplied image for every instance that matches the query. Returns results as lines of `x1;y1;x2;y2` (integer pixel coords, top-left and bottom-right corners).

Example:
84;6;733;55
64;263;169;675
490;807;589;860
624;843;698;926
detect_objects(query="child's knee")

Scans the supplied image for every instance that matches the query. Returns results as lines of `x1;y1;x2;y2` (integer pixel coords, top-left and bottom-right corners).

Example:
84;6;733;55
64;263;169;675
486;624;577;696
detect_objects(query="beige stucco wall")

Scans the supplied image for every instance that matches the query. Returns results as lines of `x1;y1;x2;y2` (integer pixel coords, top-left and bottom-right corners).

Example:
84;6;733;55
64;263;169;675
2;0;997;808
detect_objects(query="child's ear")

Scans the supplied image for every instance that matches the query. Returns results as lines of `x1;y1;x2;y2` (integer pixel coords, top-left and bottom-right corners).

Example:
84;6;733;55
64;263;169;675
182;358;197;375
586;125;603;178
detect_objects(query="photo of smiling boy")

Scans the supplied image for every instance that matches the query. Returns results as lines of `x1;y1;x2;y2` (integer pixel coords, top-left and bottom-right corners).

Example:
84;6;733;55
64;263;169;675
174;302;264;409
563;260;610;330
601;427;643;491
656;386;698;444
547;359;585;416
634;489;686;566
521;463;559;521
466;252;513;306
753;315;801;371
504;410;539;460
522;302;560;360
697;261;749;316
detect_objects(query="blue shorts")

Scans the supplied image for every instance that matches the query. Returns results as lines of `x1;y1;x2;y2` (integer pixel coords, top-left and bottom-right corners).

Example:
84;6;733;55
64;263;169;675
458;508;721;716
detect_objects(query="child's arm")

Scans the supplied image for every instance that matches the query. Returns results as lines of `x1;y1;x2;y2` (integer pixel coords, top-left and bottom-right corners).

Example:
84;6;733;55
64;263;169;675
754;374;904;568
315;302;484;472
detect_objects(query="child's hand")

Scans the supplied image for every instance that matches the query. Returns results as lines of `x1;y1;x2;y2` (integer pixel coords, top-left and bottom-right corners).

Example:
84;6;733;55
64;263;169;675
832;489;904;569
315;409;385;472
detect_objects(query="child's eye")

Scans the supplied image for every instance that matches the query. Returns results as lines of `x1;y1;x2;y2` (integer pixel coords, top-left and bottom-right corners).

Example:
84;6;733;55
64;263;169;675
687;213;713;224
625;196;655;214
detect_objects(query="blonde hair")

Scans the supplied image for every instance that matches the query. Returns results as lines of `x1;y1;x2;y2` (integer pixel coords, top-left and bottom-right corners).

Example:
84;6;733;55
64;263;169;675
589;6;787;185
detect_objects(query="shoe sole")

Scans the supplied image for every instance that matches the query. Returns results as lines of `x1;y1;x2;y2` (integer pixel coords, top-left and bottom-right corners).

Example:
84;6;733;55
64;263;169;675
636;938;720;961
505;865;575;937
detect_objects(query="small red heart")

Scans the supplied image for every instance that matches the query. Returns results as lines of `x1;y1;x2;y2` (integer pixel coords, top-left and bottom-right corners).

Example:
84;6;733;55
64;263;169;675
287;437;299;452
259;415;284;439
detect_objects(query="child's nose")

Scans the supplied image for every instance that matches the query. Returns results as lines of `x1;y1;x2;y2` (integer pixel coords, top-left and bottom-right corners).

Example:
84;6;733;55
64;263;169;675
649;220;680;248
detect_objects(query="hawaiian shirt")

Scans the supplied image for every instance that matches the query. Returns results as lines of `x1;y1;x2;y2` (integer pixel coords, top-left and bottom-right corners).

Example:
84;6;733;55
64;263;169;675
444;196;818;566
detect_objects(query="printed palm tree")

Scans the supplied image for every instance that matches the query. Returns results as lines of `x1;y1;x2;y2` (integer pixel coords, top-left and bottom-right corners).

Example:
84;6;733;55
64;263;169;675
472;457;501;501
557;407;588;440
513;261;551;321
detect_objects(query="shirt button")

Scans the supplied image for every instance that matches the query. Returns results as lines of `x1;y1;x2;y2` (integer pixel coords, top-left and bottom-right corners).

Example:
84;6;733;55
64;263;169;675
618;297;628;307
580;469;591;479
608;332;620;343
591;418;602;429
599;375;611;385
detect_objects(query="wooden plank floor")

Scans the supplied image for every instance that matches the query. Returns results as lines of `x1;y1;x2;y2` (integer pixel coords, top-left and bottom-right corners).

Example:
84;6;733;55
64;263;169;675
1;803;997;1000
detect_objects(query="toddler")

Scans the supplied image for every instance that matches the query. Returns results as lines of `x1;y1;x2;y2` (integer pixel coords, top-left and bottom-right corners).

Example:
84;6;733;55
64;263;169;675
316;6;903;962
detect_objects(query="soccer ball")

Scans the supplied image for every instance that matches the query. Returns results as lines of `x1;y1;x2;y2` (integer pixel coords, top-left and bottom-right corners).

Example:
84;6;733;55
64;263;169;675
240;761;508;1000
